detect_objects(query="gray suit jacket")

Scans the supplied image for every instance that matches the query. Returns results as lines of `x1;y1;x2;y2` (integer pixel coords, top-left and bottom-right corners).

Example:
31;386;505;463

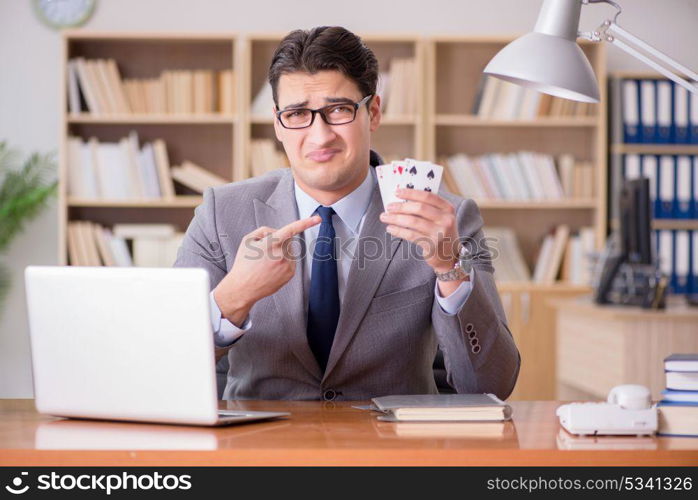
174;153;520;401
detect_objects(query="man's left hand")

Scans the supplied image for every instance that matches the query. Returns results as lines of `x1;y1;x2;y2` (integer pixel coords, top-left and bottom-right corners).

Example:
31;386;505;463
379;187;461;274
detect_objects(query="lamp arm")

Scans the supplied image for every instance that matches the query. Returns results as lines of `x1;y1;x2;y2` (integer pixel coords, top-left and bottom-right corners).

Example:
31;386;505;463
577;0;698;94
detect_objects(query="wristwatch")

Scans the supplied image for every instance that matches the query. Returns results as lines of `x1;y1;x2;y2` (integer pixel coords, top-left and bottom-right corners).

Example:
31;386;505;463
435;244;472;282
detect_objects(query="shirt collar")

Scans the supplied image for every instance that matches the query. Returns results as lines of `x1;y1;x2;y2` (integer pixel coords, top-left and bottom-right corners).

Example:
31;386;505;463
294;167;376;235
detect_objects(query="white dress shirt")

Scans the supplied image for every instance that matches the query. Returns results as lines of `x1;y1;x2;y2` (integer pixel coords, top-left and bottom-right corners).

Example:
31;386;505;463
210;166;475;347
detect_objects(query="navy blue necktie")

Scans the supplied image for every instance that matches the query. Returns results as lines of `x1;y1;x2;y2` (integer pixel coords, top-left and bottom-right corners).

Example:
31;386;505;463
306;205;340;372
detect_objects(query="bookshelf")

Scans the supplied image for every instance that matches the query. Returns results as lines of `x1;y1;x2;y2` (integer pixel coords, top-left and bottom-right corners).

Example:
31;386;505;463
61;32;607;280
425;37;607;286
60;32;242;265
609;71;698;296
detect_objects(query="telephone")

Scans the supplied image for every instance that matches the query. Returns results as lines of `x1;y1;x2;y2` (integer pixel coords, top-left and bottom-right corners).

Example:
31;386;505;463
556;385;657;436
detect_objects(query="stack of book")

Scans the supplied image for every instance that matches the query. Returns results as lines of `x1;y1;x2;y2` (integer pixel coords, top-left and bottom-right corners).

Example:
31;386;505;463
250;139;289;177
67;133;228;199
658;354;698;437
383;57;418;116
442;152;594;202
67;221;132;267
67;57;236;115
67;221;184;268
532;225;596;285
473;76;595;120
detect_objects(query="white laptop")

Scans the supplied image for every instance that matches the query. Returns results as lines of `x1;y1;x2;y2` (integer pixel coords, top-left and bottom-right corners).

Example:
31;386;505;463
24;266;289;427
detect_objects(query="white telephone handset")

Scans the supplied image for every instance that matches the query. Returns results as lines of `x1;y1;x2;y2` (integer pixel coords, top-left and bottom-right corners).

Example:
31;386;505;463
557;384;657;436
607;384;652;410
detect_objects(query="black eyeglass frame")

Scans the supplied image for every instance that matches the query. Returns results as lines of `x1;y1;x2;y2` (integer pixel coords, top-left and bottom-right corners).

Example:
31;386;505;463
275;94;373;129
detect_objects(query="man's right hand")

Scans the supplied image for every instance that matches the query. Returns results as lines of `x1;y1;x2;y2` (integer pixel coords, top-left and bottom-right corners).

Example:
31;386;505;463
213;215;322;327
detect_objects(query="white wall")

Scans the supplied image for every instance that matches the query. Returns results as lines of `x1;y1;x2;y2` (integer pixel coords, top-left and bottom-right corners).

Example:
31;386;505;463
1;0;696;397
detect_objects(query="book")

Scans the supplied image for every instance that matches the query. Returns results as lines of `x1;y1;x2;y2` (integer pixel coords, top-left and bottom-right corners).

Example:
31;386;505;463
93;223;116;267
171;161;228;193
371;393;512;422
665;353;698;372
657;401;698;437
665;371;698;392
152;139;176;198
250;139;289;177
661;389;698;404
543;224;570;283
66;59;82;114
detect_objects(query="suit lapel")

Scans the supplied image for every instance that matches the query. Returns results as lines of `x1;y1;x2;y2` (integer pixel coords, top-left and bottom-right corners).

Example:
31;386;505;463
322;183;402;381
253;169;322;381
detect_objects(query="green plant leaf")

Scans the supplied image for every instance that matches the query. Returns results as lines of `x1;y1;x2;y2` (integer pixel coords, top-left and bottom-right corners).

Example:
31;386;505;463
0;142;58;252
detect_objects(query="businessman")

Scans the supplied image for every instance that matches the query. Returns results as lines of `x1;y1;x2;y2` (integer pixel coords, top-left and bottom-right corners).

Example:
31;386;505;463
174;26;520;401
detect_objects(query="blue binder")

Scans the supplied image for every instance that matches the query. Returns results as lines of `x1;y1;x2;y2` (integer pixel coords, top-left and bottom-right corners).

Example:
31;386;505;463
693;156;698;219
656;80;673;144
640;155;659;218
639;79;657;143
657;230;676;293
675;156;692;219
690;231;698;294
691;90;698;144
657;155;676;219
674;83;690;144
674;230;690;294
622;79;641;143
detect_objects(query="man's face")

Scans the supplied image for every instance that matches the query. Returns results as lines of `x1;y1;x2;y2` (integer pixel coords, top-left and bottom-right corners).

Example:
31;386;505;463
273;70;381;198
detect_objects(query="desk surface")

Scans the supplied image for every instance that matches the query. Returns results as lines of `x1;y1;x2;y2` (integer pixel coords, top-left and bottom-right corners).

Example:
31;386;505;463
2;399;697;466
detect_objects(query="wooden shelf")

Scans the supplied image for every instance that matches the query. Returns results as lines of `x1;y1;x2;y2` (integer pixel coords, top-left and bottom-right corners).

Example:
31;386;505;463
611;218;698;231
476;199;597;209
652;219;698;230
434;115;597;127
67;113;237;124
612;144;698;155
68;196;203;208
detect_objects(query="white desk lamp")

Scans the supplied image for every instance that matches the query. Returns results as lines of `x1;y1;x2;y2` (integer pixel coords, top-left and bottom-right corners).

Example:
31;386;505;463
483;0;698;102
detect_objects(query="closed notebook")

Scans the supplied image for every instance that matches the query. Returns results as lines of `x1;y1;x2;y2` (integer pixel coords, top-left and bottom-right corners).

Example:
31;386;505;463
371;393;512;422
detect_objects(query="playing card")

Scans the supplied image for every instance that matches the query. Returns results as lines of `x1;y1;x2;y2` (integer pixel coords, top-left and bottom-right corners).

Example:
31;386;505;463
376;163;397;210
376;158;444;211
376;160;406;209
408;159;443;194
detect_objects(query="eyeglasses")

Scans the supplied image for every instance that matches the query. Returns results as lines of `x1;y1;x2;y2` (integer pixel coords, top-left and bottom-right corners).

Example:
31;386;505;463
275;95;373;129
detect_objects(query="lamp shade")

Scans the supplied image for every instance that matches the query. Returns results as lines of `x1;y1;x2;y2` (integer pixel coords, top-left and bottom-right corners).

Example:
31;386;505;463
483;0;600;102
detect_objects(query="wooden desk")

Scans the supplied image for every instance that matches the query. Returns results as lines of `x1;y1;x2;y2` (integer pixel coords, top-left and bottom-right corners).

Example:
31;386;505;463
1;399;697;466
549;295;698;401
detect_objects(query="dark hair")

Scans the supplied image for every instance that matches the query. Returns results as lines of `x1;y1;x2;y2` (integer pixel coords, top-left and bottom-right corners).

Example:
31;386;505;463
268;26;379;108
